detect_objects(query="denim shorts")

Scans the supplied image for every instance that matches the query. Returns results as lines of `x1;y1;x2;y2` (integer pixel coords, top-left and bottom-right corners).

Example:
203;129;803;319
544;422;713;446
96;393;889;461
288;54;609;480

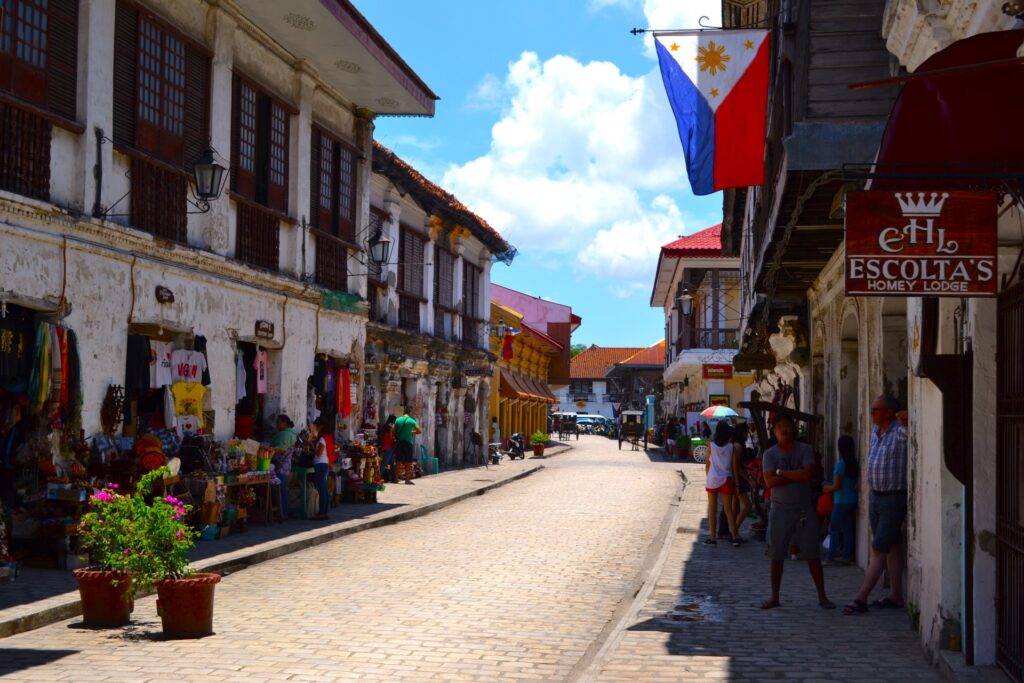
869;490;907;553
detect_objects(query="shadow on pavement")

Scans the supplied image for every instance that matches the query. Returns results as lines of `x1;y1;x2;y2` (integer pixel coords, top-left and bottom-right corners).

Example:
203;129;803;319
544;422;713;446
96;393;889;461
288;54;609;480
0;648;78;675
619;505;937;681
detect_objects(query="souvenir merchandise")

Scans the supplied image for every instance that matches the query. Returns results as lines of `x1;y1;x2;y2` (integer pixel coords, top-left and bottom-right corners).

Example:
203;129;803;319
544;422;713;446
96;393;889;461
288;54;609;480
149;341;174;388
253;350;268;395
171;349;207;384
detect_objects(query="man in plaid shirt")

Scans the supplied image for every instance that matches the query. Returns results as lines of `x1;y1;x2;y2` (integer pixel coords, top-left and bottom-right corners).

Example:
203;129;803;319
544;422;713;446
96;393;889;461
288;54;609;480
843;394;908;615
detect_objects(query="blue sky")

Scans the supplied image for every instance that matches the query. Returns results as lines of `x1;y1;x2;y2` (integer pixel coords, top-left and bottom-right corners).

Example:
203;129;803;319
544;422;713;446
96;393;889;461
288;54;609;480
361;0;722;347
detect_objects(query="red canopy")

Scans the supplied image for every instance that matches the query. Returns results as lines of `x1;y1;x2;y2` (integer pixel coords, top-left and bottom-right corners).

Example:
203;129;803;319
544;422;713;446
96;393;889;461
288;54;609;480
872;29;1024;191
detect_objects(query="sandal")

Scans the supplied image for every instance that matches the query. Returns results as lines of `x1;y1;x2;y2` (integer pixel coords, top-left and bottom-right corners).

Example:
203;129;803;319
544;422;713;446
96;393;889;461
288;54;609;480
819;599;836;609
759;599;780;610
871;597;905;609
731;538;742;547
842;600;868;615
703;538;717;545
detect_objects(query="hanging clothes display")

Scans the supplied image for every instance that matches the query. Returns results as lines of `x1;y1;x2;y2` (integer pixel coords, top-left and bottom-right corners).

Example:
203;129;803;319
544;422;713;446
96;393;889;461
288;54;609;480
192;335;212;386
253;348;268;395
171;382;206;427
149;340;174;388
339;367;352;418
235;351;247;402
28;323;51;412
171;348;207;384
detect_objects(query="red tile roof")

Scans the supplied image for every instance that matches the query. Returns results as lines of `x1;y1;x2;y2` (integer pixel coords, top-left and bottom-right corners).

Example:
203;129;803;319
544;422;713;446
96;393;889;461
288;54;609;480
617;340;666;367
372;142;511;254
661;224;723;257
571;346;645;379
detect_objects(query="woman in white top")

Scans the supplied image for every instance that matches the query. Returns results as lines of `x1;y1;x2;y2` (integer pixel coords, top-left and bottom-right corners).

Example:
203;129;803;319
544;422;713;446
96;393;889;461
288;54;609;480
705;421;742;546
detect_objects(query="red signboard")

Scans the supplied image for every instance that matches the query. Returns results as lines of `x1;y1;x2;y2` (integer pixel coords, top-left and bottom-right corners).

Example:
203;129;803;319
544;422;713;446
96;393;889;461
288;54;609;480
845;191;997;297
703;363;733;379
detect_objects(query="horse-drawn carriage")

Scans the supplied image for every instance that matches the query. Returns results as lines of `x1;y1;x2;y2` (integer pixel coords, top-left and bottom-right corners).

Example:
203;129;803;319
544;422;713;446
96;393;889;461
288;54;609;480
618;411;647;451
552;412;578;441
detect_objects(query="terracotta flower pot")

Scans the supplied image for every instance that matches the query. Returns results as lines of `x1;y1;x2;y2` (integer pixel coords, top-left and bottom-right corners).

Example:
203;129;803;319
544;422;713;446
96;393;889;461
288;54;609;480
533;444;545;457
72;569;134;627
155;573;221;639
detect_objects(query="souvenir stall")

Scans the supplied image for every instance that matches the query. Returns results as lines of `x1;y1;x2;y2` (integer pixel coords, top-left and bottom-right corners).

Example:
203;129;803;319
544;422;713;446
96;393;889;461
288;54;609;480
297;354;383;511
0;302;89;571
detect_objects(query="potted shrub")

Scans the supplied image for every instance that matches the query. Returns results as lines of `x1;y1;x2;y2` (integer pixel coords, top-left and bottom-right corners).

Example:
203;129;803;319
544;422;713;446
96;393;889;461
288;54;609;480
79;468;220;638
530;431;550;457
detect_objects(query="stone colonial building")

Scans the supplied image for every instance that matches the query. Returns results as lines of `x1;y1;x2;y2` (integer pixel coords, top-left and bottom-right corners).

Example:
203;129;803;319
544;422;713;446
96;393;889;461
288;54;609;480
651;224;754;424
722;0;1023;676
0;0;437;440
363;143;514;468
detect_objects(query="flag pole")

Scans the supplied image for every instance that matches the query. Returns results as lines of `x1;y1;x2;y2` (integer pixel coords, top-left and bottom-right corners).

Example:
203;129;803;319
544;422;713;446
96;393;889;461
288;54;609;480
630;15;773;34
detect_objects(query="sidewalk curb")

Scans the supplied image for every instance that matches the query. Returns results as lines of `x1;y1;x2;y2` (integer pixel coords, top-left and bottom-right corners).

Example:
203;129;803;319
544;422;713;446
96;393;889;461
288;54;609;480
568;465;690;682
0;459;553;640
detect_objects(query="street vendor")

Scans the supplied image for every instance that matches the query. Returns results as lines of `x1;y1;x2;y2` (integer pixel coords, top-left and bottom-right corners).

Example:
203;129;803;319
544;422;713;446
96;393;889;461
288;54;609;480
271;414;297;451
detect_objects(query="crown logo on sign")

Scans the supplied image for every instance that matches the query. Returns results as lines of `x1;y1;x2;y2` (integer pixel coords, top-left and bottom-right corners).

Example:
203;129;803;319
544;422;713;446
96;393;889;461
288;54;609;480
894;192;949;217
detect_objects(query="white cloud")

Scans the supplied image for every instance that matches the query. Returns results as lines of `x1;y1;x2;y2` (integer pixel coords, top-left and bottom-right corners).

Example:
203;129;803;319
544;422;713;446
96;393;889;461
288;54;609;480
577;195;683;284
440;0;724;298
588;0;638;10
465;73;506;111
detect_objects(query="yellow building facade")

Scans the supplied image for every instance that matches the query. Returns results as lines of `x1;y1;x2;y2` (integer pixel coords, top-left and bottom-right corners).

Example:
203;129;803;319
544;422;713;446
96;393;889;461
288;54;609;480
488;301;560;443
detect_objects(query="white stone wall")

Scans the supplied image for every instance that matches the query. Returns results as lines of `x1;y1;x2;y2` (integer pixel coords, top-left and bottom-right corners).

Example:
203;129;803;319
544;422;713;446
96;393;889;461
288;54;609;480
883;0;1020;70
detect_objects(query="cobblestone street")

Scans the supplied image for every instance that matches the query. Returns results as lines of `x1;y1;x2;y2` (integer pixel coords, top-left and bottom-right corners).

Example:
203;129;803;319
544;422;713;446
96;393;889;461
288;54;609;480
0;438;940;682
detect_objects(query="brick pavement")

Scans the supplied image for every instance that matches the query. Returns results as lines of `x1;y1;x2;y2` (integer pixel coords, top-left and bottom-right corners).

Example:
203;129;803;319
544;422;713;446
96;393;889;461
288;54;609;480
0;453;551;637
590;463;941;683
0;437;682;682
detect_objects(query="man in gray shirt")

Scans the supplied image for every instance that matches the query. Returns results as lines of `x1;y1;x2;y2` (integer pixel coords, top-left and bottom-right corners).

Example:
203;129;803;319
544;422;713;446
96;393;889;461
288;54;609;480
760;413;833;610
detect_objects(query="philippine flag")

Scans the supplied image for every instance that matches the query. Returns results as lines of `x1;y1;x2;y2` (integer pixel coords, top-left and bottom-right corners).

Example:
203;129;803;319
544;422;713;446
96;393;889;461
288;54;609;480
655;30;770;196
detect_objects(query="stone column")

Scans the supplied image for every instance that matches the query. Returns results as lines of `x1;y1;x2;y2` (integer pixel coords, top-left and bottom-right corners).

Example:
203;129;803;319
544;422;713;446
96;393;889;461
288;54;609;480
200;7;236;256
452;249;465;343
292;62;318;278
78;0;116;216
347;108;374;299
452;386;467;467
423;220;436;335
382;191;402;325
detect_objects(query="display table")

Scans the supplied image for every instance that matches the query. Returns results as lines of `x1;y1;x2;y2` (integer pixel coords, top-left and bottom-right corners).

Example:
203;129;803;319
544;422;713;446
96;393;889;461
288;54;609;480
224;473;272;525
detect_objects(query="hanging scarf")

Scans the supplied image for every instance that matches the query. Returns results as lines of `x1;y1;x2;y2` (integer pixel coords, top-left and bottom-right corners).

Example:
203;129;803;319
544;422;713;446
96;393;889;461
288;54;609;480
339;367;352;419
27;323;50;412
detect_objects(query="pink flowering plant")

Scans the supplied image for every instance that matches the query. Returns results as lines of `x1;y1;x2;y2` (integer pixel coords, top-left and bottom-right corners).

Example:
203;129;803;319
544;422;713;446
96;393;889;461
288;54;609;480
79;467;197;595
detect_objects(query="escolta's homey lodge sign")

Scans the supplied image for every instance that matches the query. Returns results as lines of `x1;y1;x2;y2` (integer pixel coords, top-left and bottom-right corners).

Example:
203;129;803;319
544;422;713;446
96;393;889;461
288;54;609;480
845;191;997;297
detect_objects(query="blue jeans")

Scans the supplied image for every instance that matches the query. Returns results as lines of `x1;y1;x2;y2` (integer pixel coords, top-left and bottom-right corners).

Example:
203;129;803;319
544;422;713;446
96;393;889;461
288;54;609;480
828;502;857;561
314;463;330;517
381;449;395;480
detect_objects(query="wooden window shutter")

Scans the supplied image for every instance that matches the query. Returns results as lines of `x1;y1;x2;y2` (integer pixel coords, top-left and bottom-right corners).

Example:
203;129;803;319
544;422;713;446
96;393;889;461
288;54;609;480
46;0;78;121
337;144;356;242
183;42;209;171
230;75;256;198
412;233;425;297
267;100;289;212
316;129;335;233
309;127;321;229
112;1;138;147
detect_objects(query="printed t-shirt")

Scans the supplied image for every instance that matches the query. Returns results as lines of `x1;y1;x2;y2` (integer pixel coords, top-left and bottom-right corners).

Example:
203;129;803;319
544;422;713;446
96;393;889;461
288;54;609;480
171;382;206;427
150;341;173;388
832;459;858;505
253;351;268;395
171;349;207;384
394;415;418;444
761;441;816;508
314;434;335;465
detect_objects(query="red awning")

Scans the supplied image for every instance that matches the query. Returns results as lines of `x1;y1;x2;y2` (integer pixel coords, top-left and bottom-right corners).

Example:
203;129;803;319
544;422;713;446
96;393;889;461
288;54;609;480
871;29;1024;191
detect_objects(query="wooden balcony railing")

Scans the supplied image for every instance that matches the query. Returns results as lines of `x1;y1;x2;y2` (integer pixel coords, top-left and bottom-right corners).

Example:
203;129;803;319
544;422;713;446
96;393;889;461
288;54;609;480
315;232;349;292
434;308;457;342
0;99;52;202
398;294;421;332
462;318;483;350
129;155;187;243
675;327;739;352
236;200;280;271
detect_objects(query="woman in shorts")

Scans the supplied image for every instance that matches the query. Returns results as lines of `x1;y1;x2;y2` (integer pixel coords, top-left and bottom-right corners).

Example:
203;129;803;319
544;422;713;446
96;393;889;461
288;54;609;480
705;421;742;546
